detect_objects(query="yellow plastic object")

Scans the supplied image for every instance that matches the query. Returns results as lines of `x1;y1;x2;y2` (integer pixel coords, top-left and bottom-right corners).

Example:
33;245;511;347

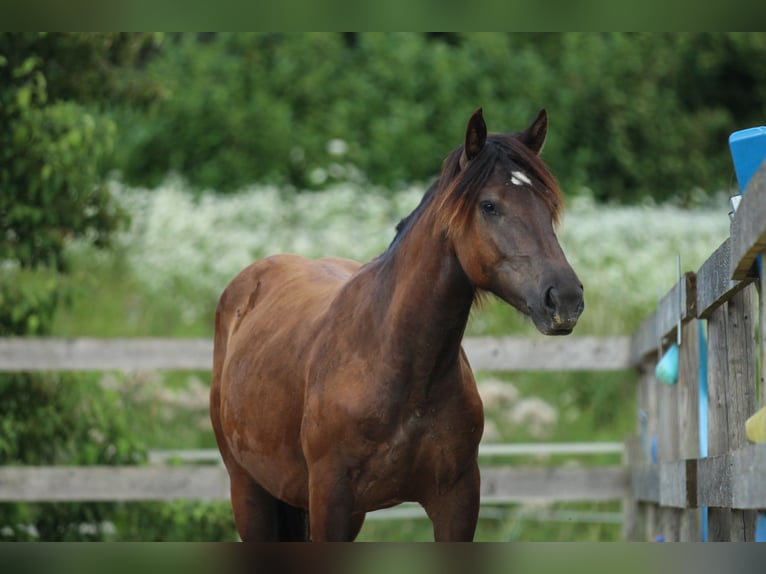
745;407;766;443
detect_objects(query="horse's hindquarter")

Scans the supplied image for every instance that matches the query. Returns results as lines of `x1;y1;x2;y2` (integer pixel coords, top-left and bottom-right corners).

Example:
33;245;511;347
215;255;360;507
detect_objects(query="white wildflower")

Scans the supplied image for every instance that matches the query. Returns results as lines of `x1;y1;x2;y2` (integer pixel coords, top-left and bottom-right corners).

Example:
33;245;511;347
507;397;558;439
326;139;348;157
478;379;519;411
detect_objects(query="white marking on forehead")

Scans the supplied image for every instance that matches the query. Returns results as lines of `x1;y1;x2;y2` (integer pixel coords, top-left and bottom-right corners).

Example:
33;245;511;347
510;170;532;186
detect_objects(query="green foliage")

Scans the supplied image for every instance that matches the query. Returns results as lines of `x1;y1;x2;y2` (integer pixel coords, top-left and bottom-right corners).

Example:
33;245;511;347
0;33;184;542
0;373;148;541
107;501;236;541
114;33;766;202
0;39;124;272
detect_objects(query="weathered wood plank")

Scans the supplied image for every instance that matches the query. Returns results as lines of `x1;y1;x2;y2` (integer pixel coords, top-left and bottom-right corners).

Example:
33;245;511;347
697;444;766;509
480;466;628;503
632;464;659;504
0;466;230;502
659;459;697;509
0;338;214;372
631;273;697;365
657;344;681;539
146;442;626;466
706;302;732;540
696;238;754;319
0;465;628;503
725;286;758;540
633;445;766;511
622;436;642;541
730;161;766;280
0;336;633;373
677;321;700;539
464;336;632;371
630;461;694;508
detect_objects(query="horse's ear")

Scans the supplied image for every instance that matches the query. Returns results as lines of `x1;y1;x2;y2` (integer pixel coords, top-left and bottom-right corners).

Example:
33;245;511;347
461;107;487;166
518;108;548;155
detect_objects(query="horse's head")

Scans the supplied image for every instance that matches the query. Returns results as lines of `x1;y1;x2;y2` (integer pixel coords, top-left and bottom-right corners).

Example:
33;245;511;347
440;108;583;335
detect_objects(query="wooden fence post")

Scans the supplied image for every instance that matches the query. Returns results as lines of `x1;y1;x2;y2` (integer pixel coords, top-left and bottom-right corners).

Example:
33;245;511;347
630;359;657;541
706;285;758;540
658;354;681;541
726;284;757;541
707;300;731;540
678;319;700;541
643;358;660;541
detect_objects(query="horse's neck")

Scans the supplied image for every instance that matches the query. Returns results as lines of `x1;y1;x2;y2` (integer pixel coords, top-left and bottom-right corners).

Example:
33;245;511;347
371;215;475;386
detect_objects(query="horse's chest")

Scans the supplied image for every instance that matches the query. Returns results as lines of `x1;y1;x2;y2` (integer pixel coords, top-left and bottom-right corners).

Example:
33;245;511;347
354;400;482;508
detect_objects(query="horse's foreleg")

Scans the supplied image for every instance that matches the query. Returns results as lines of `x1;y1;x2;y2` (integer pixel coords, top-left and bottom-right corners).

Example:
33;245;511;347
228;464;279;541
422;463;481;542
307;466;357;541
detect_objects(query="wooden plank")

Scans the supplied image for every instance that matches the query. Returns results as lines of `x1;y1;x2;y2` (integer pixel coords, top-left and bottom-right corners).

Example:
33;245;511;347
478;442;624;457
659;459;697;509
725;286;758;540
464;336;632;372
677;321;700;539
632;460;693;508
0;338;214;372
632;464;659;504
622;437;641;541
657;344;681;539
730;162;766;280
147;442;626;466
642;359;660;540
0;336;633;373
479;465;628;503
698;444;766;509
0;465;628;504
631;273;697;365
706;302;732;540
635;445;766;511
0;466;230;502
696;238;754;319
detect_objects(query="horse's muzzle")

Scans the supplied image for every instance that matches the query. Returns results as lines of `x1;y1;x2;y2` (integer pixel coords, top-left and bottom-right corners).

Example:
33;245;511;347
533;281;584;336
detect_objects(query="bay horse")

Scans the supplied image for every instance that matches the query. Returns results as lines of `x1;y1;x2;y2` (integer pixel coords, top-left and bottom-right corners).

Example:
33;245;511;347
210;108;584;541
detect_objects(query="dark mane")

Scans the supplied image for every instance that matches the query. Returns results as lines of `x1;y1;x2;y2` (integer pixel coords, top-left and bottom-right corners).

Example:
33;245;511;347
388;182;438;250
389;132;562;250
435;133;563;236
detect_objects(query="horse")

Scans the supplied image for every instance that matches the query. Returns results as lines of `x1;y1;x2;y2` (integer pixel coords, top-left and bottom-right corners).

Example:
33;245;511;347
209;107;584;541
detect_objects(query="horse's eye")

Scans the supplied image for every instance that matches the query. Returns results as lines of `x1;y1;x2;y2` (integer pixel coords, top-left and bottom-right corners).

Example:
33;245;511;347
480;201;498;216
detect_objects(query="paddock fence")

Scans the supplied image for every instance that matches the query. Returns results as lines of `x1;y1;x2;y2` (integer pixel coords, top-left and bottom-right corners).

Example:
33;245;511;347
623;161;766;542
0;335;631;526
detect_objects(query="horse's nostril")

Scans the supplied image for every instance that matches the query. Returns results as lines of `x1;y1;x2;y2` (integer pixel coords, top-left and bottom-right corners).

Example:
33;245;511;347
544;286;558;312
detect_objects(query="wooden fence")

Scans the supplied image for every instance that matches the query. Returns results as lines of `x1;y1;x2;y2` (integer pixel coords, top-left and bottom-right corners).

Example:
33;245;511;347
1;164;764;540
624;161;766;541
0;336;630;516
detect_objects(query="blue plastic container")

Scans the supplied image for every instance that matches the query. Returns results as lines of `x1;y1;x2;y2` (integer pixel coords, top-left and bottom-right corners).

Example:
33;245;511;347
729;126;766;193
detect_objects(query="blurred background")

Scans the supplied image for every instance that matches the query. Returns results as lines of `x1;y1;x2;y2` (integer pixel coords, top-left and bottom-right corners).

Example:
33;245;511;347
1;32;763;540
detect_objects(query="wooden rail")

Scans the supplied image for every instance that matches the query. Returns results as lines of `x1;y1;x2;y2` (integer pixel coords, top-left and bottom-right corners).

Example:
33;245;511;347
0;336;631;511
0;463;628;504
0;335;632;372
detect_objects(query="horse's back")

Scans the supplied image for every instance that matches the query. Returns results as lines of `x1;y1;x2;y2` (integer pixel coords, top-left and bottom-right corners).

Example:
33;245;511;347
211;254;360;506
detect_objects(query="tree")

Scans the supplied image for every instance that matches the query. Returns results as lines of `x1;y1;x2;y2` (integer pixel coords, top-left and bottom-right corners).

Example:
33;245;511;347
0;33;143;540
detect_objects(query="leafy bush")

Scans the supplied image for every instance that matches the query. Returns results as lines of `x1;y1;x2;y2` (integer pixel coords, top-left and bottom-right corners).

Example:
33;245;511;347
114;33;766;202
0;33;232;542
